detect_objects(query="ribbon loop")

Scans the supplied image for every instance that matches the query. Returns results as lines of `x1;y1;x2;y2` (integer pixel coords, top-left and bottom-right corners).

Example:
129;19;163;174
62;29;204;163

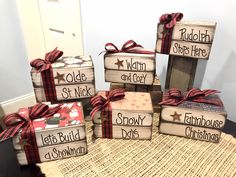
30;47;63;72
159;13;183;29
90;89;125;138
160;88;223;107
104;40;154;55
30;48;63;102
159;12;183;54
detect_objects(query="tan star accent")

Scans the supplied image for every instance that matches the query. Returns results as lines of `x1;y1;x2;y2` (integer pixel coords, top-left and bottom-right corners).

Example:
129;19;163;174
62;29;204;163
170;111;182;121
114;59;124;70
54;72;65;84
17;138;30;149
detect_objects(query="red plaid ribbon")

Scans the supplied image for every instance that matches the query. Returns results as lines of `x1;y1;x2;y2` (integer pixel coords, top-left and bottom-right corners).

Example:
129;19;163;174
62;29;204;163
159;13;183;54
0;103;61;164
159;88;223;106
104;40;155;55
90;89;125;138
30;48;63;102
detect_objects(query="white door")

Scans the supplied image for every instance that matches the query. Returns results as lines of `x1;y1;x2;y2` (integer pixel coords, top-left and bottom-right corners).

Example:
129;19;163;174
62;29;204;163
17;0;84;60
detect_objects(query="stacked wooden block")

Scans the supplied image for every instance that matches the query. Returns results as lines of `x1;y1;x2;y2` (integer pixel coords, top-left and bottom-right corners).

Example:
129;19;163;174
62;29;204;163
156;21;217;91
159;92;227;143
155;18;226;142
31;55;95;117
93;92;153;140
104;50;163;113
13;102;87;164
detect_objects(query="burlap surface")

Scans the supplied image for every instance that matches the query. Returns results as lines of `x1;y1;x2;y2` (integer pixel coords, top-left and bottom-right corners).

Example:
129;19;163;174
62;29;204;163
39;114;236;177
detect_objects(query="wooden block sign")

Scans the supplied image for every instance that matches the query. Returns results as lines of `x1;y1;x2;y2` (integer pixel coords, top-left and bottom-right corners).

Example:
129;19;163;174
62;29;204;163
12;102;88;164
31;55;96;102
93;92;153;140
104;52;155;85
156;21;216;59
160;92;227;143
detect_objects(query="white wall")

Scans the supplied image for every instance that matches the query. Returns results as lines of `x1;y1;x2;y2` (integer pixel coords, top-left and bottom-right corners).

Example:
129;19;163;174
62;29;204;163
80;0;236;121
0;0;236;121
0;0;33;102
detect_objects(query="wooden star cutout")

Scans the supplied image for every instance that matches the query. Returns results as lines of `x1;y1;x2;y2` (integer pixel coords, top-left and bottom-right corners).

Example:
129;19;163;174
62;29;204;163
54;72;65;84
114;59;124;70
17;138;30;149
170;111;182;121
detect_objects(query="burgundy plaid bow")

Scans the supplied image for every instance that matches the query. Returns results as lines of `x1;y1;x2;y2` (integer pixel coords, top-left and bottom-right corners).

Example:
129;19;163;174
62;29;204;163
159;13;183;54
159;88;223;106
30;48;63;102
0;103;61;164
104;40;154;55
90;89;125;138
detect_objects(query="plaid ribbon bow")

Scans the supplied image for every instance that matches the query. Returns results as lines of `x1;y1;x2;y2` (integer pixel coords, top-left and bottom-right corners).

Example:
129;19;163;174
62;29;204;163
30;48;63;102
0;103;61;164
104;40;154;55
159;12;183;54
90;89;125;138
159;88;223;106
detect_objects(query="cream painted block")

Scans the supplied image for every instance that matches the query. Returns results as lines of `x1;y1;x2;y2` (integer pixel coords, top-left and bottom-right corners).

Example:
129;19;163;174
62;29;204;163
105;70;154;85
156;39;211;59
93;125;152;140
17;140;87;165
93;110;153;126
159;122;221;143
104;52;155;71
34;83;96;102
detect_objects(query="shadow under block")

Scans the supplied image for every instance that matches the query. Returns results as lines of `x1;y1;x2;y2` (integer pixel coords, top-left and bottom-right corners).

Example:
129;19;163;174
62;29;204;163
31;56;96;103
165;55;198;91
110;76;163;113
104;52;155;85
93;92;153;140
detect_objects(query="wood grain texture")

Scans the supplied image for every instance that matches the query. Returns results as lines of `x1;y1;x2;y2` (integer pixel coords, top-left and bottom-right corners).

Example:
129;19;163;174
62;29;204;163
105;70;154;85
124;83;136;91
150;91;162;106
104;52;155;71
156;21;216;59
159;122;221;143
34;83;96;102
147;76;162;91
165;55;197;91
93;110;153;126
93;125;152;140
16;140;87;165
161;106;226;129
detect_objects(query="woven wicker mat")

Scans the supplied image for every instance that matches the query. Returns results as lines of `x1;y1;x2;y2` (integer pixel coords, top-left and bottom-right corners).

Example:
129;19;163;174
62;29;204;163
39;114;236;177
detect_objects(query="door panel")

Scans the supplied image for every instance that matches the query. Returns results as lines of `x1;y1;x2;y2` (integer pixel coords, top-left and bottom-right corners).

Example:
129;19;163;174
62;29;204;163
38;0;84;56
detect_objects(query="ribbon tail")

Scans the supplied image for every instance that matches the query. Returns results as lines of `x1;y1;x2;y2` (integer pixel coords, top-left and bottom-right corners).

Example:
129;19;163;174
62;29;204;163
0;122;25;142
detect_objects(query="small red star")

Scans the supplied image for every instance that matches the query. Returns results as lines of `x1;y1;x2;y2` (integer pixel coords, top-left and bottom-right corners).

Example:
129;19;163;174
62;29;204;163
17;138;30;149
114;59;124;70
54;72;65;84
170;111;182;121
